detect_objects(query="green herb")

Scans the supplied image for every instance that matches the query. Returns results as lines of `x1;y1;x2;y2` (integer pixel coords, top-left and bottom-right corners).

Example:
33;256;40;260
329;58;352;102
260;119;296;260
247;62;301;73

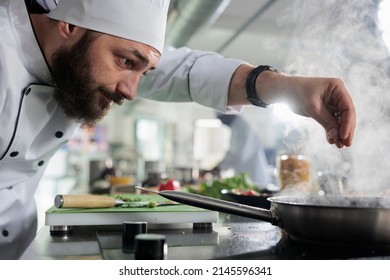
191;173;257;199
147;201;157;208
108;194;142;202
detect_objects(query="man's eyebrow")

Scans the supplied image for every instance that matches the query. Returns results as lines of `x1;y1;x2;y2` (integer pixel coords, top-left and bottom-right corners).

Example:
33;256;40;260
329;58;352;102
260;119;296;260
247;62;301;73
127;49;155;69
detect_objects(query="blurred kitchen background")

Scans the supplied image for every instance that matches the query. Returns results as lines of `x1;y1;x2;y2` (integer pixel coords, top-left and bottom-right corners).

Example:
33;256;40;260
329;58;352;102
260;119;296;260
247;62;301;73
35;0;390;228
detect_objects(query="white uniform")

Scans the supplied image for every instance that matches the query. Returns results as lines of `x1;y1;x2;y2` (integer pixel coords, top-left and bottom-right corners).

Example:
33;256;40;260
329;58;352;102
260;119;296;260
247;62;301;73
0;0;243;259
219;116;271;185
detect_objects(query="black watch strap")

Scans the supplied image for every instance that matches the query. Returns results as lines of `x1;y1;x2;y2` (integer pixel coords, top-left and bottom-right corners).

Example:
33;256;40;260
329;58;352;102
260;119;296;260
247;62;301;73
246;65;278;108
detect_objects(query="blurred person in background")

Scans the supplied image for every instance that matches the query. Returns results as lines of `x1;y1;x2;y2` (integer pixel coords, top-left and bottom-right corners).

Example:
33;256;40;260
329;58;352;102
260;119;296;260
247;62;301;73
212;114;271;186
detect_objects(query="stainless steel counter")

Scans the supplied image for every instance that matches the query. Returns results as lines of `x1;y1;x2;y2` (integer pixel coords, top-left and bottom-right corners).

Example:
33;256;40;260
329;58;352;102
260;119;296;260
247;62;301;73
20;214;390;260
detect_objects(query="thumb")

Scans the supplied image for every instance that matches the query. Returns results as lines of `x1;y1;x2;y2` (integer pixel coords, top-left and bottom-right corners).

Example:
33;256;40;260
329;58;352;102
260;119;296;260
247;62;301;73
312;106;343;148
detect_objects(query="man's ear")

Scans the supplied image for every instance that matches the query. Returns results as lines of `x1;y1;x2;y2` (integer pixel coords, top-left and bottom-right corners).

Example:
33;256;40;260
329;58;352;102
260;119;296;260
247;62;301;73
56;21;80;40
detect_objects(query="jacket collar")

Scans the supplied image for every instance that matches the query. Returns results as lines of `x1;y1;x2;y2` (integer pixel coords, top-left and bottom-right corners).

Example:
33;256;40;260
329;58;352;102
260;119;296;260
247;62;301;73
10;0;52;84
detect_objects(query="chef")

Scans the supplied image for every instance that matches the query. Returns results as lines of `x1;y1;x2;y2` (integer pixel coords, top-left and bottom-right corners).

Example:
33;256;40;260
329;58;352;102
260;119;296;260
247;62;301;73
0;0;355;259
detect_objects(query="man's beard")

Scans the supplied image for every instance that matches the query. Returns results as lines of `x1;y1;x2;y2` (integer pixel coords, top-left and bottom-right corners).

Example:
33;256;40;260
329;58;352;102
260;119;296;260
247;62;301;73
50;31;124;128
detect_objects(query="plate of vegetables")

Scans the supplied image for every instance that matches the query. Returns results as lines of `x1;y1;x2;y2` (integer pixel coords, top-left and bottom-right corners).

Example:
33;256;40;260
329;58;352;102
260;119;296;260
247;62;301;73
190;173;278;209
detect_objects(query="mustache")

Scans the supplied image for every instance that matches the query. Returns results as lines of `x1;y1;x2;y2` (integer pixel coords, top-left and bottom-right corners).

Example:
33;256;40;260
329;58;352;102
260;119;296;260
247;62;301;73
98;86;125;105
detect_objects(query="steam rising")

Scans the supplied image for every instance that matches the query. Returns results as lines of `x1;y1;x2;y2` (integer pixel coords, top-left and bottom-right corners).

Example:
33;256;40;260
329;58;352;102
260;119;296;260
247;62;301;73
274;0;390;195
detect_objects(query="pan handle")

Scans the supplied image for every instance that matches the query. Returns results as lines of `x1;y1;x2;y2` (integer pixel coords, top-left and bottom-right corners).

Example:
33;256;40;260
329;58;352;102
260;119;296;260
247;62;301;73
154;189;275;224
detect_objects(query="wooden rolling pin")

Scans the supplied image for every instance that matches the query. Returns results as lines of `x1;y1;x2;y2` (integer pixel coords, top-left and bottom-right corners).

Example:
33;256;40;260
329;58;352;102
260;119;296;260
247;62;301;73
54;194;124;208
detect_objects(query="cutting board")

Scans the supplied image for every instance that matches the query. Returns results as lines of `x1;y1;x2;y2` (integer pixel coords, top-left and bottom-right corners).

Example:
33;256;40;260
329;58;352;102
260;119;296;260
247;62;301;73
45;194;218;227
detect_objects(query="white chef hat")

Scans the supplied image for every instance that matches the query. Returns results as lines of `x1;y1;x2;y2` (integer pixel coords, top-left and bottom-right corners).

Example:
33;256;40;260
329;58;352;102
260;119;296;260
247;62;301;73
48;0;170;53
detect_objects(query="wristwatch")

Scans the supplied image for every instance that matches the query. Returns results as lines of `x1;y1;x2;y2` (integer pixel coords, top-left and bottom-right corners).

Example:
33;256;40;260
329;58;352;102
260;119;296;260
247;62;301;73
246;65;278;108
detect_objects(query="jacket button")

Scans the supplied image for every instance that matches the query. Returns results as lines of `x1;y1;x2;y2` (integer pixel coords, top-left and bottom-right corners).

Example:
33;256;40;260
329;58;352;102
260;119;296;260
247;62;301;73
10;151;19;157
2;230;9;237
6;186;13;190
55;131;64;138
38;161;45;166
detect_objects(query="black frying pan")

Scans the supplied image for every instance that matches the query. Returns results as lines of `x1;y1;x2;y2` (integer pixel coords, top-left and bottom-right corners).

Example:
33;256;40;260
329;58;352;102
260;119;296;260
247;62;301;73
137;187;390;244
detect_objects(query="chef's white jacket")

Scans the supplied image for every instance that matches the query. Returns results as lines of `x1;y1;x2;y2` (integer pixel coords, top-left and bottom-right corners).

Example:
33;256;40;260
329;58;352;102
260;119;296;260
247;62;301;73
0;0;244;259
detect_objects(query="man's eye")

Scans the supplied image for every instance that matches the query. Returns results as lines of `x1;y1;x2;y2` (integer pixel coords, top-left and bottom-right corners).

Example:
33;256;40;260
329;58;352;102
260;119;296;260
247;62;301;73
121;58;133;67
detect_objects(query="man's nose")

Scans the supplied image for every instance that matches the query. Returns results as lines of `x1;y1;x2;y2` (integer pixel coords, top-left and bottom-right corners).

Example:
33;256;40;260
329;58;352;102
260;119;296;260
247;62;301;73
116;73;141;100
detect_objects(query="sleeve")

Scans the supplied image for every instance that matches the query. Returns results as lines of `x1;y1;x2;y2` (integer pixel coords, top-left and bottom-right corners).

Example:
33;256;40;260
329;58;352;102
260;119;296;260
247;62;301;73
137;46;246;113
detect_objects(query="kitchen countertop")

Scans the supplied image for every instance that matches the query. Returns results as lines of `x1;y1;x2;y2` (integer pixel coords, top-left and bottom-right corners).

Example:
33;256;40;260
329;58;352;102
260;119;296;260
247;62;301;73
20;213;390;260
